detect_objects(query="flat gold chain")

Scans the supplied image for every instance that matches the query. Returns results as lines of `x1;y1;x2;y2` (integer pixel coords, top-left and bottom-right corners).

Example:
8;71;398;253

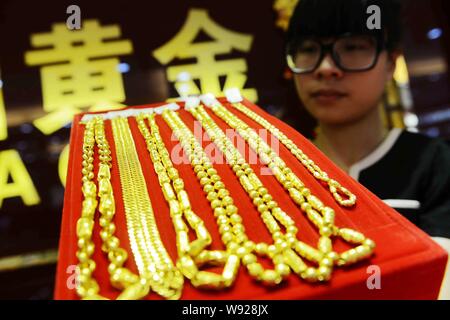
111;117;183;299
229;102;356;207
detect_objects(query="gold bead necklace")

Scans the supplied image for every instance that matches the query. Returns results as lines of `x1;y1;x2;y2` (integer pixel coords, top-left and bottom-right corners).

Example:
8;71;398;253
136;112;241;289
228;100;356;207
188;104;375;281
187;105;332;282
202;102;376;267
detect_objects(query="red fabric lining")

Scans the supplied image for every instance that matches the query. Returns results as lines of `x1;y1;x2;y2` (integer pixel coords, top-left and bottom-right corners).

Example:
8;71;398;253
54;98;448;299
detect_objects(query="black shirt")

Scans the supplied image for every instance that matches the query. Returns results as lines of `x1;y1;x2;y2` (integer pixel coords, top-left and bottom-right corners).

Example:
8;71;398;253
348;129;450;238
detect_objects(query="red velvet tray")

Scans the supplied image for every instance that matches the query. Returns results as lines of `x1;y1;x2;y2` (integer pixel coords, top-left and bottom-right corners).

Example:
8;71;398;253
54;98;448;299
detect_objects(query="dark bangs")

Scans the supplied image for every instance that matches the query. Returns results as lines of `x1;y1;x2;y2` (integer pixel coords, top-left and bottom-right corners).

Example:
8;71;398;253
287;0;402;52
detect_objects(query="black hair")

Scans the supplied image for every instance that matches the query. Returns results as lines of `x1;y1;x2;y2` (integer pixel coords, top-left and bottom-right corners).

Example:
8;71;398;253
287;0;402;53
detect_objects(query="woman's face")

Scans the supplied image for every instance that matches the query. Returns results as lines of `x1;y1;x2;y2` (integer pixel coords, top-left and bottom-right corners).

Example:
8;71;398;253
294;49;396;126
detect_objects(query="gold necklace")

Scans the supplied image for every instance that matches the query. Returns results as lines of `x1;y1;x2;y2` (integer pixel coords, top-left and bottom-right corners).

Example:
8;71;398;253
76;117;150;300
187;105;331;282
111;116;183;299
162;109;292;285
76;118;104;299
136;112;240;289
188;104;375;281
228;100;356;207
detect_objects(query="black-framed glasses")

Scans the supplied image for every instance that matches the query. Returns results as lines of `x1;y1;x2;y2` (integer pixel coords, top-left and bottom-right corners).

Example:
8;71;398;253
286;34;384;74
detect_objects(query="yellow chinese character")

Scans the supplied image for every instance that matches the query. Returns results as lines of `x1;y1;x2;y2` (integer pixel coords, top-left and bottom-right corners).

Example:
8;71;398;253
273;0;300;30
59;144;69;187
0;77;6;141
25;19;133;135
153;9;257;102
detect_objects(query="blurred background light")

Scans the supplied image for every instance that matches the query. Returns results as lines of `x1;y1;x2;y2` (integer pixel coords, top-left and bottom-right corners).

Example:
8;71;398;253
403;112;419;127
117;62;130;73
427;28;442;40
177;71;192;82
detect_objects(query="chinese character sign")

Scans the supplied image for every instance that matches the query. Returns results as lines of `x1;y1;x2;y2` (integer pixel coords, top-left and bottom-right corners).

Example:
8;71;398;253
0;81;7;141
153;9;257;102
25;20;133;135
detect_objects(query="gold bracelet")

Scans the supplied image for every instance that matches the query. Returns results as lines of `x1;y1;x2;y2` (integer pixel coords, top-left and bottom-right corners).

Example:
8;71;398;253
111;116;183;299
136;113;240;289
163;110;291;285
228;101;356;207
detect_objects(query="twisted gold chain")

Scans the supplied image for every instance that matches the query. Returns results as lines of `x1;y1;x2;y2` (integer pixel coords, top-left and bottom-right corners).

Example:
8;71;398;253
76;118;103;299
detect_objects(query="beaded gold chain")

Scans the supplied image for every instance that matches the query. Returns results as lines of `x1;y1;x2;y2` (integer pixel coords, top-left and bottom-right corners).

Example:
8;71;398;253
227;100;356;207
111;116;183;299
197;103;375;266
163;110;294;285
188;104;375;280
186;106;333;281
136;113;242;289
76;117;152;300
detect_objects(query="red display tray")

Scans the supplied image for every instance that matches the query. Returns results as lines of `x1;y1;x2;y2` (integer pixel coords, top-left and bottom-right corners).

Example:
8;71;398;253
54;98;447;299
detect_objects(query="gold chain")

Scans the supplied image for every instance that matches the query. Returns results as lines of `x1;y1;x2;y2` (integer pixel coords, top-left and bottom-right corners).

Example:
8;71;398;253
111;117;183;299
136;113;241;289
76;118;103;299
199;104;375;266
163;110;293;285
187;106;331;282
188;105;375;281
228;101;356;207
76;101;375;295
